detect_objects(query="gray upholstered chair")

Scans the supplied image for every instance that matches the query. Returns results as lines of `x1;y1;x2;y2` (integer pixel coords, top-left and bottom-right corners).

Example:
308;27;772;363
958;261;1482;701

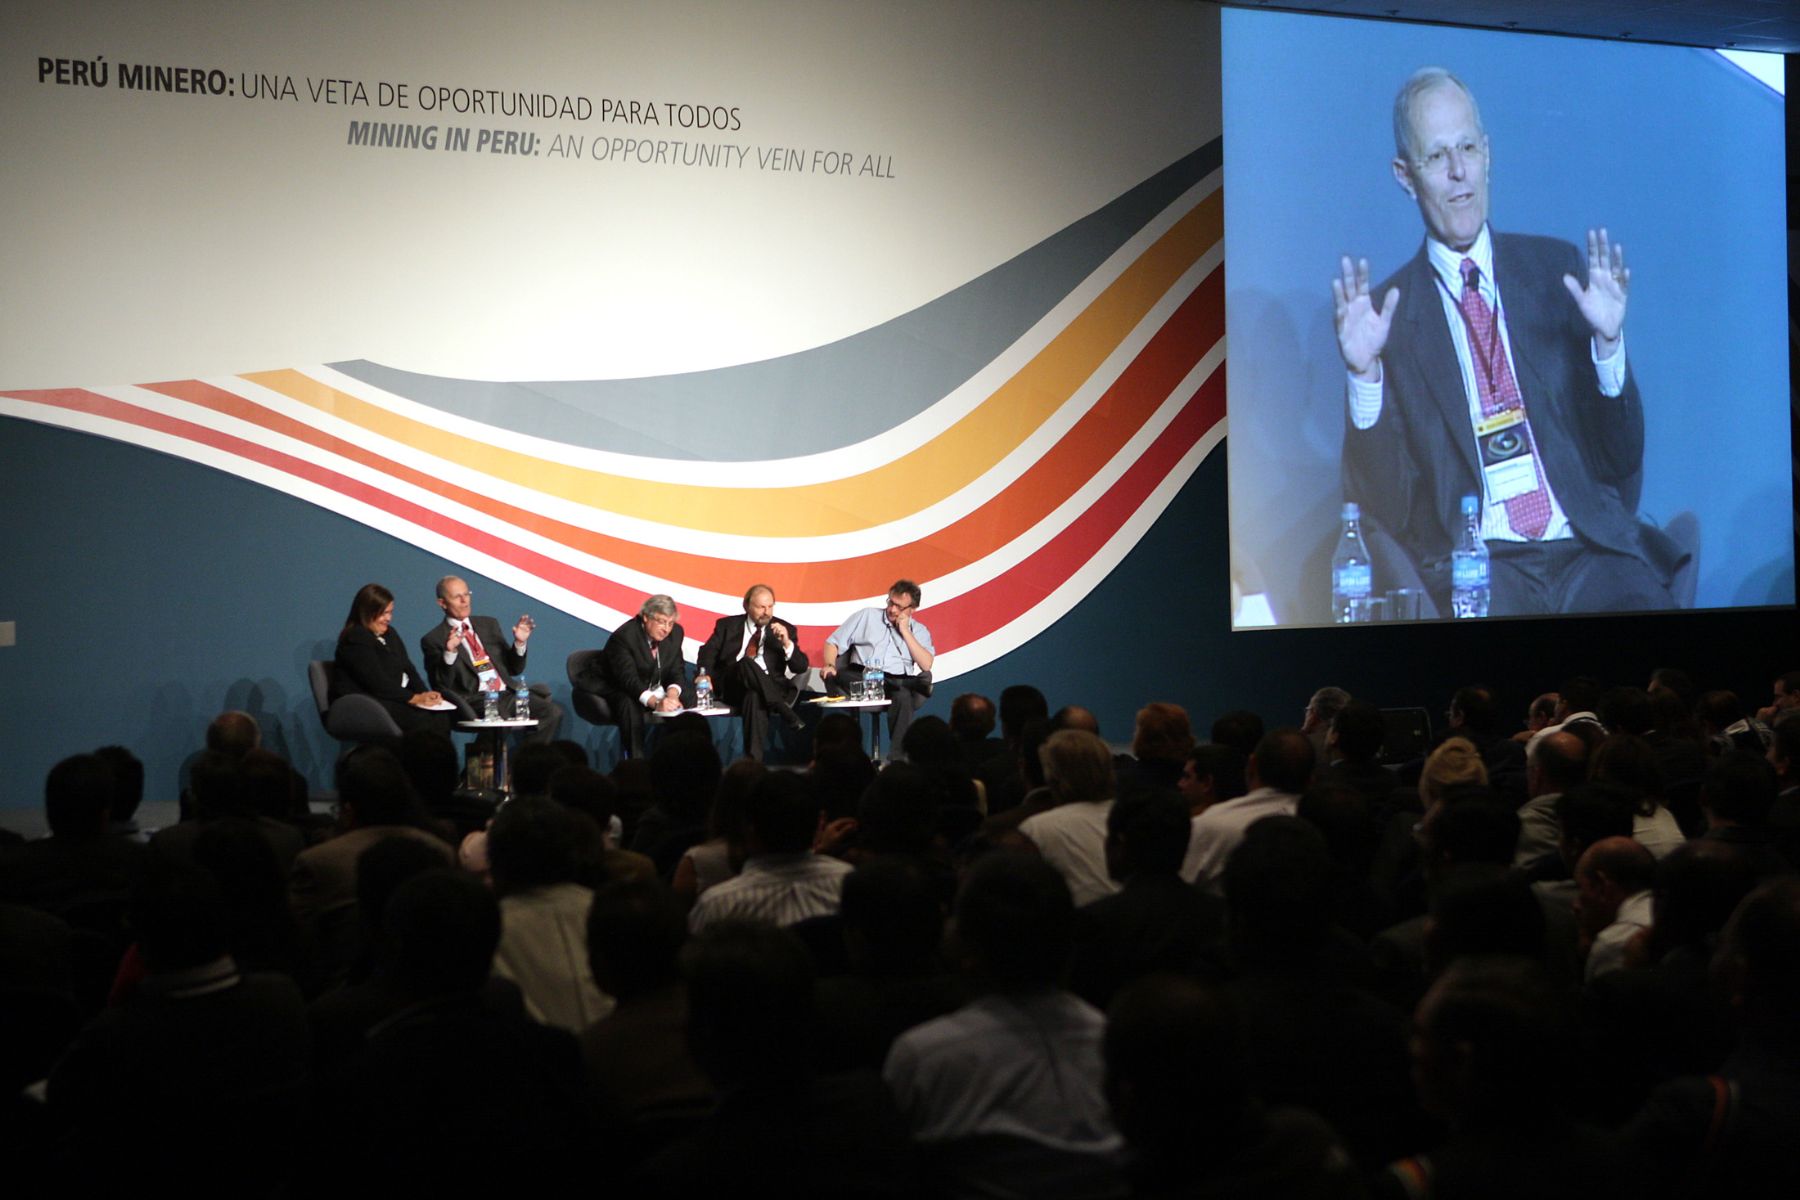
307;659;402;747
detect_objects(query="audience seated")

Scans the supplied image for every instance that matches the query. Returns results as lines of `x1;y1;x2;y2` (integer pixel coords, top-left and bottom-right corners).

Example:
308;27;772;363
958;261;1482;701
637;919;922;1198
1106;973;1362;1198
883;853;1125;1199
670;759;764;911
1068;789;1224;1010
12;660;1800;1200
1580;840;1757;1122
1443;685;1528;804
1573;836;1657;982
1183;727;1314;893
1627;877;1800;1198
579;877;713;1155
630;731;722;878
687;772;851;931
949;692;1003;775
1220;816;1424;1173
47;862;312;1194
303;869;588;1193
1178;741;1247;817
1119;702;1195;795
1515;729;1590;877
486;795;613;1031
813;857;966;1074
1589;733;1686;859
150;749;306;872
1699;750;1793;880
1210;709;1266;758
91;744;148;842
975;685;1050;816
306;834;485;1063
1378;956;1642;1199
1315;698;1395;812
0;753;150;929
1019;729;1122;906
288;747;451;930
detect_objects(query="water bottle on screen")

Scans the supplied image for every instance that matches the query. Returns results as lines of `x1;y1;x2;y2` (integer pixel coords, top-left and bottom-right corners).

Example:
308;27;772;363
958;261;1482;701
694;668;713;710
483;689;499;721
1331;502;1373;623
1450;494;1491;619
866;667;885;702
513;679;531;720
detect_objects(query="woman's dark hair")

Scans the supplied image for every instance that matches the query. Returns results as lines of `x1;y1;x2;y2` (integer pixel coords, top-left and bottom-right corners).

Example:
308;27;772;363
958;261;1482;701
341;582;394;635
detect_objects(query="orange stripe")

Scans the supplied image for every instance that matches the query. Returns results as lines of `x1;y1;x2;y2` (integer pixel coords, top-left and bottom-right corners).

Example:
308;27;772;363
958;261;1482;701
241;190;1221;535
141;266;1222;601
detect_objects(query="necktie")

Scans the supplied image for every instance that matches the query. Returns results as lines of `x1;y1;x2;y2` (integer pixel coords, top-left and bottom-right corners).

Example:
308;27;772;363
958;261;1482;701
462;620;487;662
1460;258;1550;539
743;624;762;661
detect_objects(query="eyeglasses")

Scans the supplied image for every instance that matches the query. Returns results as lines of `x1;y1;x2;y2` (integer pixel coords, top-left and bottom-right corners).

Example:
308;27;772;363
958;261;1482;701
1412;137;1485;177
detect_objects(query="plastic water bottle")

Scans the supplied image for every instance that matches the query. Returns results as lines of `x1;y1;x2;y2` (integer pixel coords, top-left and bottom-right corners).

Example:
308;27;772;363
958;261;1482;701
1450;494;1491;619
513;679;531;720
1331;502;1373;623
483;689;499;721
865;667;885;702
694;668;712;711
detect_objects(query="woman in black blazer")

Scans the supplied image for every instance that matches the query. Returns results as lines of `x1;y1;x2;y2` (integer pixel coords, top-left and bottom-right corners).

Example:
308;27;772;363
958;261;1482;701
332;583;454;736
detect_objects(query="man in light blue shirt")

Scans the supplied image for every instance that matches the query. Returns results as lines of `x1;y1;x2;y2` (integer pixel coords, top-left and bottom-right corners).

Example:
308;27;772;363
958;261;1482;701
822;579;935;747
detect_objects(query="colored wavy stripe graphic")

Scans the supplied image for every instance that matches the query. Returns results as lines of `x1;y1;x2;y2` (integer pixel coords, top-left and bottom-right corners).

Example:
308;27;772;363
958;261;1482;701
1;164;1226;678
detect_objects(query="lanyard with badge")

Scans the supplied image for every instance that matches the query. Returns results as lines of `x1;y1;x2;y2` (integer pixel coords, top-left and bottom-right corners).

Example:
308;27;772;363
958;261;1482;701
460;621;504;691
1440;268;1540;504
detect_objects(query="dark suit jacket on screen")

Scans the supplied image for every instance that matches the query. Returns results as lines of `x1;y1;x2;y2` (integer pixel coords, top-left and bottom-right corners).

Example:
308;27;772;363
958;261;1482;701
1343;232;1682;605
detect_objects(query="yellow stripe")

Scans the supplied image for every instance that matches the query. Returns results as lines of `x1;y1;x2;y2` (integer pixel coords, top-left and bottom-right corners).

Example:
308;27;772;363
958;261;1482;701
245;190;1220;536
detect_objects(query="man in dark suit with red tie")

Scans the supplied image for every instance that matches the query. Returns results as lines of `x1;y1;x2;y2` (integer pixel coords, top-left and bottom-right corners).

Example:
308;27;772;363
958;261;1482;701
420;575;563;742
1331;67;1682;617
697;584;809;762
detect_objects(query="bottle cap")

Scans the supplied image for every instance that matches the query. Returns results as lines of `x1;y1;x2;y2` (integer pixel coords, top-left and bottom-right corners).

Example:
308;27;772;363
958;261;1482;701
1460;494;1479;516
1341;502;1360;520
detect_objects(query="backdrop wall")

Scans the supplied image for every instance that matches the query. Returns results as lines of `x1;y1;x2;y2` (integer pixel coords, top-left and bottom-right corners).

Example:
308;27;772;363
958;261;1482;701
1;0;1226;805
1;1;1793;815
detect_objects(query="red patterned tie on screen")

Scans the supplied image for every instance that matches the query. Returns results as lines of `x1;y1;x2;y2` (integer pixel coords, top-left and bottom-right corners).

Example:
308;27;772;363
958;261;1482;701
1460;257;1550;539
743;625;762;661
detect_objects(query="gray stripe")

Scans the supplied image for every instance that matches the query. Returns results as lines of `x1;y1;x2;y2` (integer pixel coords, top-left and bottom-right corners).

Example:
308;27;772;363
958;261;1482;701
330;142;1220;461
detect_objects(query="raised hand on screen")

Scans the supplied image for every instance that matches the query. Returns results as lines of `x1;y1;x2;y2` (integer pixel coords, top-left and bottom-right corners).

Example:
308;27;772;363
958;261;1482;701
1561;227;1628;356
1332;255;1399;381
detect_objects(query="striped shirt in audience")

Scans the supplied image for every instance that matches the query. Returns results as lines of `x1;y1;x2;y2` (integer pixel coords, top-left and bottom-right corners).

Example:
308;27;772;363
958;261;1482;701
687;852;853;931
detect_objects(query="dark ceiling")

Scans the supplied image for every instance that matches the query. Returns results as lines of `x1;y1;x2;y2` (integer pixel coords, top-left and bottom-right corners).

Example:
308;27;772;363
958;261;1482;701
1230;1;1800;54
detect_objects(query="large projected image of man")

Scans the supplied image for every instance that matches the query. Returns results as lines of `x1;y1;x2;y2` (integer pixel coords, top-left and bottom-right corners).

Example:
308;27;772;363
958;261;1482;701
1331;67;1684;617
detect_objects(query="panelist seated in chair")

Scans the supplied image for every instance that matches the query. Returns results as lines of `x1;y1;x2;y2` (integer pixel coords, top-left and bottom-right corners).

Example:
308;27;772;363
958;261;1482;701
419;574;564;740
576;594;688;756
821;579;935;747
332;582;455;737
696;584;808;763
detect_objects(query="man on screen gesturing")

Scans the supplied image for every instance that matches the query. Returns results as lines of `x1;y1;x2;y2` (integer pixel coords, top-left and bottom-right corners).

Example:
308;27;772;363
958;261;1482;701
1331;66;1683;617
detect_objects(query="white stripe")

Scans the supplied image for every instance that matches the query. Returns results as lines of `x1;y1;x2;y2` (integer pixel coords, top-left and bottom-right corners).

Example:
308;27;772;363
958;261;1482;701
932;420;1225;681
0;391;1223;673
285;167;1220;488
188;240;1219;568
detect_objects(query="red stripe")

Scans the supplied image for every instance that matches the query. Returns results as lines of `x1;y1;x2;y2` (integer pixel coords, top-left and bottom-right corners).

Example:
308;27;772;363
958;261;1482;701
116;267;1223;599
922;365;1223;650
2;308;1224;656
